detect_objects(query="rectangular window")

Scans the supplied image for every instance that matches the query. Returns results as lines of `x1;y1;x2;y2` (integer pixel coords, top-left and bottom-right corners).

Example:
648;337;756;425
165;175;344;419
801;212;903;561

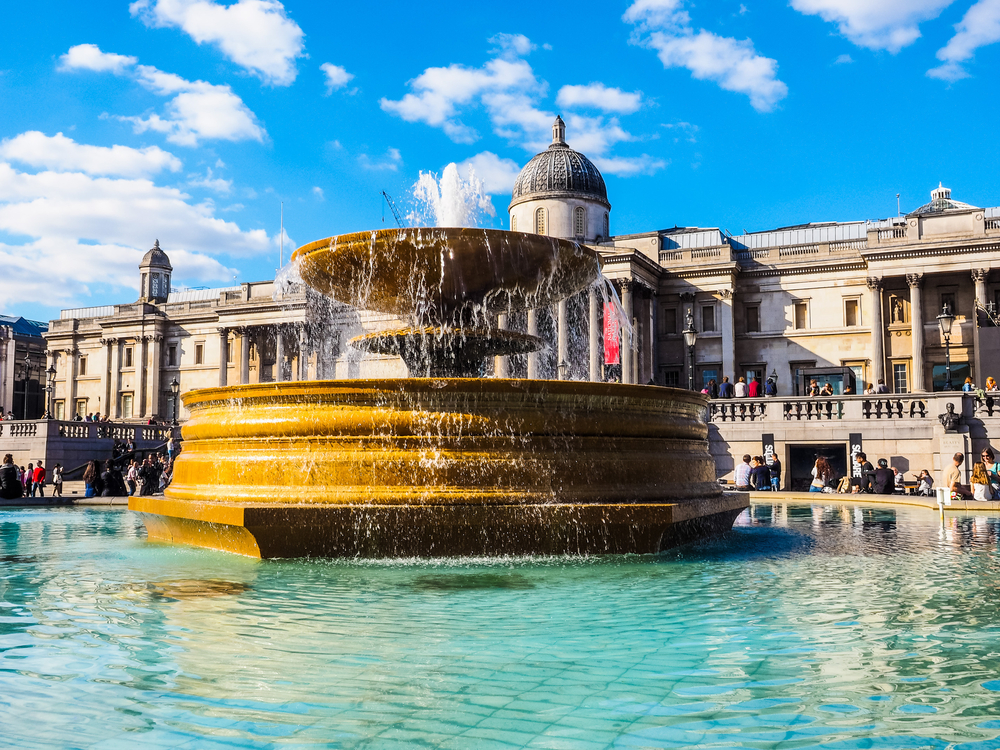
941;292;957;316
167;345;177;367
701;368;718;390
701;305;716;332
75;399;88;418
121;393;133;419
195;343;205;365
794;301;808;330
745;368;762;386
745;305;760;333
663;307;677;334
845;362;865;392
893;363;908;394
78;355;87;376
54;400;65;421
227;341;233;364
124;346;134;368
932;362;971;392
844;299;860;327
663;370;680;387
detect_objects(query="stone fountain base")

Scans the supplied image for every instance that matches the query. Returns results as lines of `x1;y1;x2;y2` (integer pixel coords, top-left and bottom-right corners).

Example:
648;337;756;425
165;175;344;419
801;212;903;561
131;379;747;558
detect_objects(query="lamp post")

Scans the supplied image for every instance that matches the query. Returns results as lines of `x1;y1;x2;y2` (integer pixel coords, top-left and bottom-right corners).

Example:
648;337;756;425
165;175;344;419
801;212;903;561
170;378;180;426
43;363;56;419
937;302;955;391
682;309;698;391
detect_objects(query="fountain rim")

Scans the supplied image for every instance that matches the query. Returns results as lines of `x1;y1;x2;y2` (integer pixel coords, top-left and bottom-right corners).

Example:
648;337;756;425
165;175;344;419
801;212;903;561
178;378;710;409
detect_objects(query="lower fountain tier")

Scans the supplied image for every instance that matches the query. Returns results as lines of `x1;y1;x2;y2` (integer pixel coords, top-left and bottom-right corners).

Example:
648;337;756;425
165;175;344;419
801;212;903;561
135;378;747;558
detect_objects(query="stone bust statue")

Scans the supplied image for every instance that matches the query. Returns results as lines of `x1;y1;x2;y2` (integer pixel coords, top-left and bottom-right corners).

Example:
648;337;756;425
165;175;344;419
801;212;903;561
938;402;961;432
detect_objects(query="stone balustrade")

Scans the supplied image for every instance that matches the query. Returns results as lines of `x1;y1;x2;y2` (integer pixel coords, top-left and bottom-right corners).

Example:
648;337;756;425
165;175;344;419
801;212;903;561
706;393;975;424
0;419;174;469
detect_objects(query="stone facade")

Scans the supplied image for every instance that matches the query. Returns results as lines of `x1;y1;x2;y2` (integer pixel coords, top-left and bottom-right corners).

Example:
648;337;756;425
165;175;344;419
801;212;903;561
0;316;49;420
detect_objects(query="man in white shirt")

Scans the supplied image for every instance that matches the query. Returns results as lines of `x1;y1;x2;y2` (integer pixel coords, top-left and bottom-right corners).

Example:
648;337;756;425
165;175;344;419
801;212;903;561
734;454;752;491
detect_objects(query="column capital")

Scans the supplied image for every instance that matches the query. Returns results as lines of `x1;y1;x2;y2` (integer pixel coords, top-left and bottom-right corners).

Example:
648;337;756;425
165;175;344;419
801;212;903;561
866;277;883;291
217;326;229;335
717;288;734;300
972;268;988;283
906;273;923;288
619;279;634;293
679;292;696;302
150;334;163;343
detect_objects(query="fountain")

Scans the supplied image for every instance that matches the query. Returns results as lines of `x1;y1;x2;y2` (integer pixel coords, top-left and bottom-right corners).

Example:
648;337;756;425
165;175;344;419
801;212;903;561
130;227;747;558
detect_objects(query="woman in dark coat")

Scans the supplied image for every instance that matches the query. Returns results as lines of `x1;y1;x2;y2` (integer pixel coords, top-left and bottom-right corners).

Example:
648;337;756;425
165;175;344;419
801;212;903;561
0;454;23;499
869;458;895;495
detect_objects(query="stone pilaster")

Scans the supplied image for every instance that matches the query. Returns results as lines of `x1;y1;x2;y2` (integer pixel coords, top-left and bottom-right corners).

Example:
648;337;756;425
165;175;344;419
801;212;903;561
589;286;600;383
907;274;925;392
867;277;885;388
620;280;633;384
218;327;229;387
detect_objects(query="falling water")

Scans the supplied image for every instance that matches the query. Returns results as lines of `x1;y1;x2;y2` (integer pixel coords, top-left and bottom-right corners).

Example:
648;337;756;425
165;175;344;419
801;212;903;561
408;163;495;228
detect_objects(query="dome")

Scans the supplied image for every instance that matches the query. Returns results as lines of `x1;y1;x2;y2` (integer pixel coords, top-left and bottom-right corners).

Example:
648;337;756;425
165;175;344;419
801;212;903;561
140;239;172;269
509;117;610;210
907;183;980;217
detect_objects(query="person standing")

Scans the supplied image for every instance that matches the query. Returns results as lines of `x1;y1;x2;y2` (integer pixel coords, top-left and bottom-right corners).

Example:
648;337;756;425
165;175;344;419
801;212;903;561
32;461;45;498
734;454;752;491
126;460;139;496
51;463;63;498
0;454;22;499
82;460;99;498
769;456;782;491
23;462;33;497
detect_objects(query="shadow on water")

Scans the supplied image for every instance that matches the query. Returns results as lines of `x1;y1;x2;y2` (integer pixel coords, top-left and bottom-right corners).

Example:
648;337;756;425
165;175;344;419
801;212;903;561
147;579;252;600
660;526;815;563
410;572;536;591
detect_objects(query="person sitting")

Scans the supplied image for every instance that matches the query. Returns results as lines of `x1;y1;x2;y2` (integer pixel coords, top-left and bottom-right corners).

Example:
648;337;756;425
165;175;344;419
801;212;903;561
917;469;934;496
943;452;973;501
718;377;735;399
819;382;834;396
807;379;820;396
810;457;834;492
764;377;777;397
734;377;747;398
971;462;994;502
750;456;771;491
747;377;761;398
892;468;905;494
864;382;876;395
734;454;752;491
869;458;895;495
876;378;889;394
963;377;975;392
852;452;874;493
986;376;997;392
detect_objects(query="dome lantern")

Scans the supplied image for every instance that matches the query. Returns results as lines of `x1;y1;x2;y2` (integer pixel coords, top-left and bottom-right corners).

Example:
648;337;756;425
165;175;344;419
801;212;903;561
139;239;173;303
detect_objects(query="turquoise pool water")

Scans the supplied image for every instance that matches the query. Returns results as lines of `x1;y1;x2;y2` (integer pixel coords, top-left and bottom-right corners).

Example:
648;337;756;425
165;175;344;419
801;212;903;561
3;504;1000;749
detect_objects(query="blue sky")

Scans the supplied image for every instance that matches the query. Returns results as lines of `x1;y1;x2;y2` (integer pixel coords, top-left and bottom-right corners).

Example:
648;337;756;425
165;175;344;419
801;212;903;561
2;0;999;323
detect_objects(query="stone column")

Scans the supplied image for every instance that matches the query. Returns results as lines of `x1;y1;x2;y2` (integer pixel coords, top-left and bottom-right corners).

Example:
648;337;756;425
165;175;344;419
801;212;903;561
867;277;885;387
275;327;285;382
719;289;735;384
557;300;569;380
108;339;120;418
649;291;657;384
218;327;229;387
67;347;78;417
495;313;510;379
589;287;600;382
100;338;113;418
298;327;309;381
0;329;8;415
907;274;925;392
621;281;633;384
240;328;251;385
137;336;148;418
527;309;539;379
148;335;162;419
972;268;988;389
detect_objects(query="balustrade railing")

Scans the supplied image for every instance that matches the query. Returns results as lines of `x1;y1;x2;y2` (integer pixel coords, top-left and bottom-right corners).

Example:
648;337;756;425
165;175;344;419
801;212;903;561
704;394;977;424
0;419;172;443
709;400;767;422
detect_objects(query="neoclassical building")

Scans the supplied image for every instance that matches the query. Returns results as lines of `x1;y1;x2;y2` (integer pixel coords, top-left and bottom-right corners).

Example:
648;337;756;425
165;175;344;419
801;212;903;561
42;121;999;427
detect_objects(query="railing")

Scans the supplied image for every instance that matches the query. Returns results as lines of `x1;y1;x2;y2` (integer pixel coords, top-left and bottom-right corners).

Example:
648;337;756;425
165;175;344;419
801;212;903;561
705;394;969;424
986;218;1000;231
778;244;820;257
691;247;722;259
829;239;867;252
877;226;907;240
1;422;39;437
658;250;683;262
0;419;173;443
973;394;999;417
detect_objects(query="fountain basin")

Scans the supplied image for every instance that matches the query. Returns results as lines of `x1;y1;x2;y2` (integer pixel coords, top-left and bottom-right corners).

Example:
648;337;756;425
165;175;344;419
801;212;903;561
132;379;746;558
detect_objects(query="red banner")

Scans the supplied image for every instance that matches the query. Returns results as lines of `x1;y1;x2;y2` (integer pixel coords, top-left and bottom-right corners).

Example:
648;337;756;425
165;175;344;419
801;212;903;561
603;303;620;365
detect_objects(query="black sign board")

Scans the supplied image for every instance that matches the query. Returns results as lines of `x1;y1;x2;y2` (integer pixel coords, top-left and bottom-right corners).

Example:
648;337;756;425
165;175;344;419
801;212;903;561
762;433;775;465
850;433;863;479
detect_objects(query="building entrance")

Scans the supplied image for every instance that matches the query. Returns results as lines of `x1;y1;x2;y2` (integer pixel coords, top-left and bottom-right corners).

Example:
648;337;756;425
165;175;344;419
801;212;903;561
788;444;848;492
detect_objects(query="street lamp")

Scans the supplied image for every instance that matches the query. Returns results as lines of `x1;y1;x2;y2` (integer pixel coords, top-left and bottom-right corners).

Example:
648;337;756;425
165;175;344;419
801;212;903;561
937;302;955;391
43;363;56;419
682;309;698;391
170;378;180;425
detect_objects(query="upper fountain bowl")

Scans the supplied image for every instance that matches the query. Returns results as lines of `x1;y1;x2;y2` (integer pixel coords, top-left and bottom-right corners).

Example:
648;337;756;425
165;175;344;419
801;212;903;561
293;228;601;322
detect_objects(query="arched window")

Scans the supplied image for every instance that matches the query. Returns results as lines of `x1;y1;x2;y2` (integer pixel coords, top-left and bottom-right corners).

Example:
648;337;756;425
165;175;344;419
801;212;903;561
535;207;546;235
511;214;517;232
574;207;586;238
603;212;609;238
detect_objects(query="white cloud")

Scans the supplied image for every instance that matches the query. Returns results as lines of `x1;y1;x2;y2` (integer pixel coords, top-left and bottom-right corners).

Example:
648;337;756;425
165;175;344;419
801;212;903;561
187;167;232;193
358;147;402;171
58;44;137;74
380;56;541;143
834;53;855;64
488;33;535;58
456;152;521;195
556;83;643;113
663;121;698;143
0;131;181;177
320;62;354;94
928;0;1000;81
789;0;955;53
312;186;324;200
624;0;787;111
125;64;265;146
129;0;305;86
0;157;271;310
592;154;668;176
58;45;265;146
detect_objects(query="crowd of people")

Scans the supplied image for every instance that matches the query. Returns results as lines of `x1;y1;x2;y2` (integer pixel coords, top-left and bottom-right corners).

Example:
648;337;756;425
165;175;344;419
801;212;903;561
733;447;1000;502
0;456;64;499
